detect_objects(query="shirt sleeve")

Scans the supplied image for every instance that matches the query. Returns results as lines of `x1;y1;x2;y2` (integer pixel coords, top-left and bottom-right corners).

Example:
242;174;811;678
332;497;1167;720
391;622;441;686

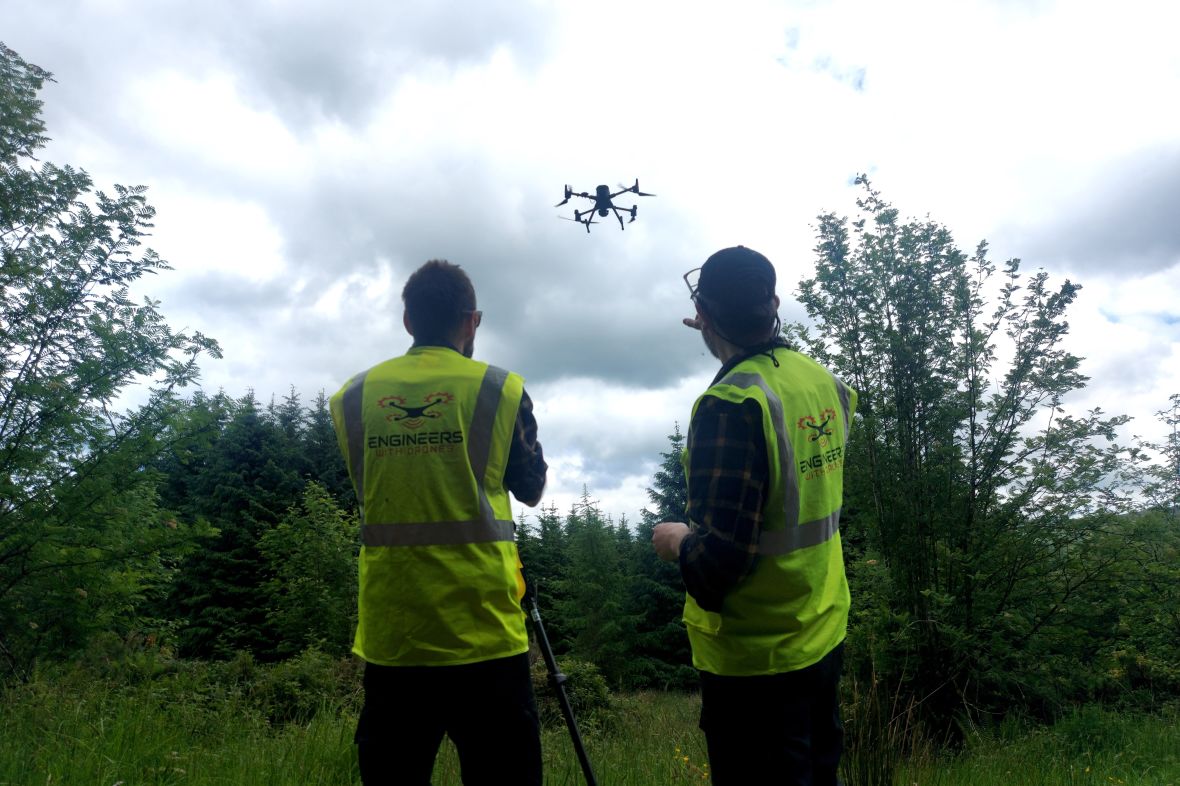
678;395;769;613
504;388;547;507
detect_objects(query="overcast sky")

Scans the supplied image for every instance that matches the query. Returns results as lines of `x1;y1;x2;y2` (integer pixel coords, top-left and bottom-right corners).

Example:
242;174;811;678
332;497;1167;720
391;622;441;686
5;0;1178;525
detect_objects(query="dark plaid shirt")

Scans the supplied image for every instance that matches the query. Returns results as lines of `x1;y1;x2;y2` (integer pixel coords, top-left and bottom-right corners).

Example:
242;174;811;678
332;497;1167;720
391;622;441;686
678;346;779;613
505;390;547;506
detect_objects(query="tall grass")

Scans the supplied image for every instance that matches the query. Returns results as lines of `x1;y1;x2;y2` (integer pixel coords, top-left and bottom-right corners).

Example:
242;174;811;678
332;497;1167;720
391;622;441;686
2;661;1176;785
901;704;1180;786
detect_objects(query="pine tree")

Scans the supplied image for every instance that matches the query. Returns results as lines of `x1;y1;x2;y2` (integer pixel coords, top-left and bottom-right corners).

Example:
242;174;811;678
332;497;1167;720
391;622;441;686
558;490;634;686
168;391;303;659
627;425;696;689
522;501;570;652
305;389;353;506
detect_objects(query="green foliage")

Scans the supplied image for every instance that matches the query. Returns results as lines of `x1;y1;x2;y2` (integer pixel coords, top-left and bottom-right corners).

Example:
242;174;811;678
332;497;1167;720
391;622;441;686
790;177;1170;723
1091;508;1180;706
518;500;572;652
1;648;363;786
530;655;617;734
5;665;1175;785
522;430;695;692
306;389;355;506
259;482;358;658
901;704;1180;786
5;50;1175;757
841;675;920;786
208;648;362;725
1141;394;1180;518
0;42;220;678
557;491;636;686
165;392;305;660
627;424;696;690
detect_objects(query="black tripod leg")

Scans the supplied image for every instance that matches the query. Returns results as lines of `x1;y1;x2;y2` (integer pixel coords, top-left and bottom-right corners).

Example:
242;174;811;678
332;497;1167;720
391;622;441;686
525;593;599;786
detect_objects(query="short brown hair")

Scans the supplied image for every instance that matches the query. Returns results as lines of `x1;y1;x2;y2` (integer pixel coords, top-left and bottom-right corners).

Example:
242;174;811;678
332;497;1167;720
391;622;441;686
402;259;476;344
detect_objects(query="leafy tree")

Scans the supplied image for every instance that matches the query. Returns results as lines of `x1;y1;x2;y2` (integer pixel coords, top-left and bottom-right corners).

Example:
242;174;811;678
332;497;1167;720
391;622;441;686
0;43;219;676
1143;393;1180;519
1092;397;1180;704
789;177;1144;721
258;482;357;658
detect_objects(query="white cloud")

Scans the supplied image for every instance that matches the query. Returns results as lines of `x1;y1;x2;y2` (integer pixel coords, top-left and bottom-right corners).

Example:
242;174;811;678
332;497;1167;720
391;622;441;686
5;0;1179;523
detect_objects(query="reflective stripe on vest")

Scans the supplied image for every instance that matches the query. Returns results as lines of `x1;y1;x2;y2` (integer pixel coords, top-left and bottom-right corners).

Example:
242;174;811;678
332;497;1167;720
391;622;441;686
341;363;516;547
718;369;853;556
362;519;516;547
341;368;370;510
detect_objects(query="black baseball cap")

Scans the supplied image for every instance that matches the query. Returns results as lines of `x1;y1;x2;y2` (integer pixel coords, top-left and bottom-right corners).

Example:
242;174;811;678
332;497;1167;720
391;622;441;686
696;245;777;311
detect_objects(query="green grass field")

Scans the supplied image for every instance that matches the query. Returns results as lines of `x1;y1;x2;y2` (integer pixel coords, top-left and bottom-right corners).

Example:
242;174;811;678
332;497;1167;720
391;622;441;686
1;669;1176;785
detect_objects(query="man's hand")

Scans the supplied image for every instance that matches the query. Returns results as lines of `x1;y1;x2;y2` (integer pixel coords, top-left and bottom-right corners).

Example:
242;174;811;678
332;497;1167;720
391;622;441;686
682;316;703;331
652;521;690;562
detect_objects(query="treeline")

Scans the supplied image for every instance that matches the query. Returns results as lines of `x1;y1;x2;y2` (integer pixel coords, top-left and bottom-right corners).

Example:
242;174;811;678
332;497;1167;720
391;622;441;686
4;374;1177;724
1;382;698;689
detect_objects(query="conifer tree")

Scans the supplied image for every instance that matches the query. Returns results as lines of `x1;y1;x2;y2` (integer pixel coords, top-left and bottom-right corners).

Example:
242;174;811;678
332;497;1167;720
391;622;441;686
519;501;570;651
305;389;352;506
628;425;695;689
558;491;634;685
168;392;302;659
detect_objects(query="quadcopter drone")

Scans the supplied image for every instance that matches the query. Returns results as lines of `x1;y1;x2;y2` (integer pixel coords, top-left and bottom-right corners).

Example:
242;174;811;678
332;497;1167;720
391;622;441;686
555;179;656;232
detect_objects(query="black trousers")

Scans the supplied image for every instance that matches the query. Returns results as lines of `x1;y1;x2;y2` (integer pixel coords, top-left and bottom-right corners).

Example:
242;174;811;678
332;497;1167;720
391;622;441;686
699;643;845;786
355;652;542;786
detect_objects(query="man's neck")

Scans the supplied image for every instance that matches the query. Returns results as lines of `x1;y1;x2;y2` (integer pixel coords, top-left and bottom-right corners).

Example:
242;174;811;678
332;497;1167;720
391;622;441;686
712;339;786;384
410;341;461;353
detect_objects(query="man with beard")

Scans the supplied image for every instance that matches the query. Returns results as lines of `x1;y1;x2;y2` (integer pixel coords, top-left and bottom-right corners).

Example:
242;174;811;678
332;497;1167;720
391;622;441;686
652;246;857;786
331;259;547;785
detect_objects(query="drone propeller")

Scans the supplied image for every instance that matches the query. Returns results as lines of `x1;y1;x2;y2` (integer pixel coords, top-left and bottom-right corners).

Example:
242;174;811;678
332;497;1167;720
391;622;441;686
558;213;596;224
559;214;595;233
618;179;656;197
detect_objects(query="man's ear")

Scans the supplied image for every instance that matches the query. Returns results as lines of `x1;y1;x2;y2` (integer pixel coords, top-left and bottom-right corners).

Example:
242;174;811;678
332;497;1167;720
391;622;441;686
695;306;713;333
403;311;413;336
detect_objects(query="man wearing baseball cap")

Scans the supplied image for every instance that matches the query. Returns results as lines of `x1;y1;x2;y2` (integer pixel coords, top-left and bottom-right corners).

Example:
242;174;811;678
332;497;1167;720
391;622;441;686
653;246;857;785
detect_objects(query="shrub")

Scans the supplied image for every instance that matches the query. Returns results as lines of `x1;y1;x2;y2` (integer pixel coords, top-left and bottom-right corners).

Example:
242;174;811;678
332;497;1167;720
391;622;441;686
206;648;362;724
530;655;616;733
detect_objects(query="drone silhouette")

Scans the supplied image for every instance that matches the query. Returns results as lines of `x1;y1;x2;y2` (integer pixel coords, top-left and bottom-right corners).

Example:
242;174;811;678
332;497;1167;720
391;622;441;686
555;179;655;232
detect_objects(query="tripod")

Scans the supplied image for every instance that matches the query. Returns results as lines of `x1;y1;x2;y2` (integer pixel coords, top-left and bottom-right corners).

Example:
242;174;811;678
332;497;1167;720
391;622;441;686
523;577;599;786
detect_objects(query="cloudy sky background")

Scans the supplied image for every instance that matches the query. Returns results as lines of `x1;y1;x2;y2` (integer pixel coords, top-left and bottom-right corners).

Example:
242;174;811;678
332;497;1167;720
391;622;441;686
5;0;1179;524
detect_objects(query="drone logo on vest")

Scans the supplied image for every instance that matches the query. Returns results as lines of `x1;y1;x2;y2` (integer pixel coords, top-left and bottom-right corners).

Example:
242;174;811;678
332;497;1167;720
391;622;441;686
377;392;455;430
797;408;837;447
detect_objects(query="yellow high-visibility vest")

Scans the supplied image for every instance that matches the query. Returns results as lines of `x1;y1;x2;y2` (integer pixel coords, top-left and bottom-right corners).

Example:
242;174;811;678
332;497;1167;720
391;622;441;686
683;349;857;676
330;346;528;666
